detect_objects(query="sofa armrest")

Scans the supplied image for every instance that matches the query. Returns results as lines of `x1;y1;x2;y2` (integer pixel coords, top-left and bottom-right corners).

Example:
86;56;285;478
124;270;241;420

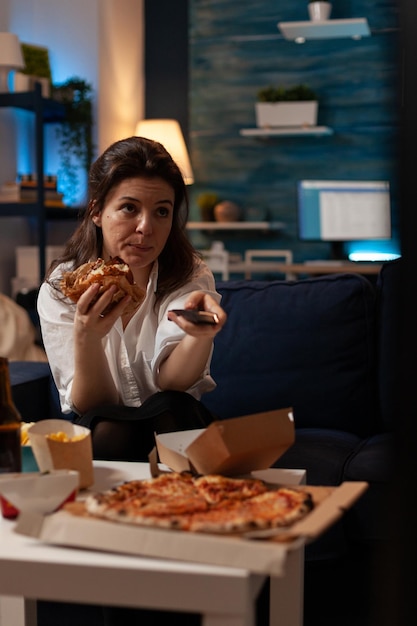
9;361;72;422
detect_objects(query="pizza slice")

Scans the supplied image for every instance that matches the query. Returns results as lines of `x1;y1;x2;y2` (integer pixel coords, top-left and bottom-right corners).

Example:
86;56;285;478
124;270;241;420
193;474;268;504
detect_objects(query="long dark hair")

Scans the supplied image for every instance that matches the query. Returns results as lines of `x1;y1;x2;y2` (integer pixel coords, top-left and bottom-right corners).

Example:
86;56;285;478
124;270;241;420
47;136;198;304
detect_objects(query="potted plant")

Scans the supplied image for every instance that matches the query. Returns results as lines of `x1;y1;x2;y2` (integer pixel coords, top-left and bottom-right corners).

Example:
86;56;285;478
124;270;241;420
13;43;52;97
255;84;318;128
196;191;219;221
52;77;94;204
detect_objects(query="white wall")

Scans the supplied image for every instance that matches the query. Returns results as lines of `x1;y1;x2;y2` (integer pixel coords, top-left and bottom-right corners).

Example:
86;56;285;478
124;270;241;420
0;0;144;295
98;0;144;152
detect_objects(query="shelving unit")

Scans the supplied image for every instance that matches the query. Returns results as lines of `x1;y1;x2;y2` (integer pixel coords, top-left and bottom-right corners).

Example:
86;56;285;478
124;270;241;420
240;18;371;139
0;82;66;280
277;18;371;42
239;126;333;138
186;221;285;232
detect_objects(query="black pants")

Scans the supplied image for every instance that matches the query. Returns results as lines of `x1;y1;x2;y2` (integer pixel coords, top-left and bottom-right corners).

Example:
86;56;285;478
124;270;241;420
70;391;216;626
74;390;216;462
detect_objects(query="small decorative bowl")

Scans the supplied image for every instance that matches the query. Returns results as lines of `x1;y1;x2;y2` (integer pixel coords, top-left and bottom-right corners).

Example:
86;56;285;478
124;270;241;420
0;469;79;519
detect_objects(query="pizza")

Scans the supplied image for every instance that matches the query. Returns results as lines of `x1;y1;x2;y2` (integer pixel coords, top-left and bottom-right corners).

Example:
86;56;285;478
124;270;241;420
84;472;314;534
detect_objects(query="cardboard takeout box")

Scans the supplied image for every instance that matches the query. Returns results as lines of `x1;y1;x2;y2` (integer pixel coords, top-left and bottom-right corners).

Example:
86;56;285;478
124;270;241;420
28;419;94;489
14;477;368;576
155;408;295;476
13;410;368;575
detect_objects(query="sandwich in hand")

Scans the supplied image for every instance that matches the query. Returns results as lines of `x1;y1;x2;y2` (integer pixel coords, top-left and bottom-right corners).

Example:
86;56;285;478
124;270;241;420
60;256;145;315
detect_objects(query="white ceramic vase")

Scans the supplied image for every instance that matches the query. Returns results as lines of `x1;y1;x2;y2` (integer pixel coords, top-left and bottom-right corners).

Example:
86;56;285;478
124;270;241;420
214;201;241;222
308;1;332;21
13;72;51;97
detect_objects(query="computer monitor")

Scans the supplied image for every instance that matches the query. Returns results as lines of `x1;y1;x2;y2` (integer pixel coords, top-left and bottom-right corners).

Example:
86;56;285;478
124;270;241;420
297;180;392;259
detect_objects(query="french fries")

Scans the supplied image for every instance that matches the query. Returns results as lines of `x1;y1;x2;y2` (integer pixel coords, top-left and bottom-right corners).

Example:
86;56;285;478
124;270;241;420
20;422;35;446
20;423;86;445
47;431;86;443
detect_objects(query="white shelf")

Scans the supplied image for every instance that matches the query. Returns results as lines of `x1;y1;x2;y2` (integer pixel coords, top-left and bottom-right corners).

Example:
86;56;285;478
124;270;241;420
239;126;333;137
186;221;285;231
278;18;371;42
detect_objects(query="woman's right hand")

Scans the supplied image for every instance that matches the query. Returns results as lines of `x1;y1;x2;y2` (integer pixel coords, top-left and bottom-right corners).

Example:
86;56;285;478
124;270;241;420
71;283;130;412
74;283;131;337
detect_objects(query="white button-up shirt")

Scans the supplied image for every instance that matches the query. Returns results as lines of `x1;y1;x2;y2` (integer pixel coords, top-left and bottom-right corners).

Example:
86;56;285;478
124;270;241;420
37;260;220;415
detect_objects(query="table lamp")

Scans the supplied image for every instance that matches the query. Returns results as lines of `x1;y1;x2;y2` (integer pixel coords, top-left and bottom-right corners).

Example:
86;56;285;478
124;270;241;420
0;32;24;93
135;119;194;184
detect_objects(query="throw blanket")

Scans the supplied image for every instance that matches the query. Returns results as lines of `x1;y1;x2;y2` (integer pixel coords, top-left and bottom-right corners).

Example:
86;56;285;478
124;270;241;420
0;293;47;362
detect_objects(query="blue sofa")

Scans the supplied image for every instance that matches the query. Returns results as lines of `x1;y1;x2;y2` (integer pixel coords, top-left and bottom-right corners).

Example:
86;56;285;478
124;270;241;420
9;259;399;624
202;264;396;559
201;260;398;622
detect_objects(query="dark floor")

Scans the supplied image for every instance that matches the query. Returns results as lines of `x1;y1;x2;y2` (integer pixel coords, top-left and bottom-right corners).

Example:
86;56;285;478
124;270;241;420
303;557;372;626
37;604;201;626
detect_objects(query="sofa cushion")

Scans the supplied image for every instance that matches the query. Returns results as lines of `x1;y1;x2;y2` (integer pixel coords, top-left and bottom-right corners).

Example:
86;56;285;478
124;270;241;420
275;429;393;558
343;433;394;546
275;427;362;561
203;274;378;437
274;427;361;485
343;433;394;484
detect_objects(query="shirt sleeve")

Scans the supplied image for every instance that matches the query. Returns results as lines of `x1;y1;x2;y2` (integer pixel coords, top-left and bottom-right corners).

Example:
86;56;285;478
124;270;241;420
151;261;221;398
37;278;77;414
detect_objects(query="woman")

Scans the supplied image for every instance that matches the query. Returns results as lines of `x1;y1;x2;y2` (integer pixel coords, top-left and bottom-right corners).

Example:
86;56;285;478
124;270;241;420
37;135;227;462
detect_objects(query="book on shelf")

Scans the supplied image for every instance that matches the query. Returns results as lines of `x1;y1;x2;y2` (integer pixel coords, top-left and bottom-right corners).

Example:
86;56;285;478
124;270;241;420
0;182;20;202
0;181;65;206
19;174;58;190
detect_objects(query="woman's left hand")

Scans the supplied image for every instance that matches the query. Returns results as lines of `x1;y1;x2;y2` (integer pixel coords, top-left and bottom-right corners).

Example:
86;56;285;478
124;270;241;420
167;291;227;336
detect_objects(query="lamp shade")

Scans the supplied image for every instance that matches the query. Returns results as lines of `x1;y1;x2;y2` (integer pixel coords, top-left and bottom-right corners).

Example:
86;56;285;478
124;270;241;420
135;119;194;185
0;33;24;93
0;33;24;68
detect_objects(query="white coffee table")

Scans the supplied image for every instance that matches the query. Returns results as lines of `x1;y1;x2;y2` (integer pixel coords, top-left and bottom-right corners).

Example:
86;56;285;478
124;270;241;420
0;461;306;626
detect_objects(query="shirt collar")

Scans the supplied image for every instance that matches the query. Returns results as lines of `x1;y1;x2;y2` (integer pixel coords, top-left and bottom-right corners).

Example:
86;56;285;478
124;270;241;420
149;260;159;293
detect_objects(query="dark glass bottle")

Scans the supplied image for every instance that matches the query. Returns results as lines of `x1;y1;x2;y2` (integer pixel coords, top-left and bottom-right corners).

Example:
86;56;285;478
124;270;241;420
0;357;22;474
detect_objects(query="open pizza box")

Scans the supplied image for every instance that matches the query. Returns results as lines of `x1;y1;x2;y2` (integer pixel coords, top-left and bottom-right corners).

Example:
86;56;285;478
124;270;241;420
153;407;296;476
13;406;369;576
14;477;368;576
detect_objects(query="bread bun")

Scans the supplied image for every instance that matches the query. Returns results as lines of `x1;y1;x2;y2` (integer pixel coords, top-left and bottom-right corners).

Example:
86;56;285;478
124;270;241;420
60;257;145;315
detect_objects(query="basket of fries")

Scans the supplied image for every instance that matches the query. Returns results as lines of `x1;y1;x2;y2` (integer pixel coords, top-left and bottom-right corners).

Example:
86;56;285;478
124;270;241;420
28;419;93;488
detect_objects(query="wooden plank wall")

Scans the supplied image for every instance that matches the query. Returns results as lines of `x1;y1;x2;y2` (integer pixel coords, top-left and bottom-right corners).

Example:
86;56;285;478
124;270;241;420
188;0;400;261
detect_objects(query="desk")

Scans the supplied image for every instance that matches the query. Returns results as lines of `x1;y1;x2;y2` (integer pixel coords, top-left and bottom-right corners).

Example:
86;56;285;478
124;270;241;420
278;261;382;276
228;260;382;280
0;462;306;626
